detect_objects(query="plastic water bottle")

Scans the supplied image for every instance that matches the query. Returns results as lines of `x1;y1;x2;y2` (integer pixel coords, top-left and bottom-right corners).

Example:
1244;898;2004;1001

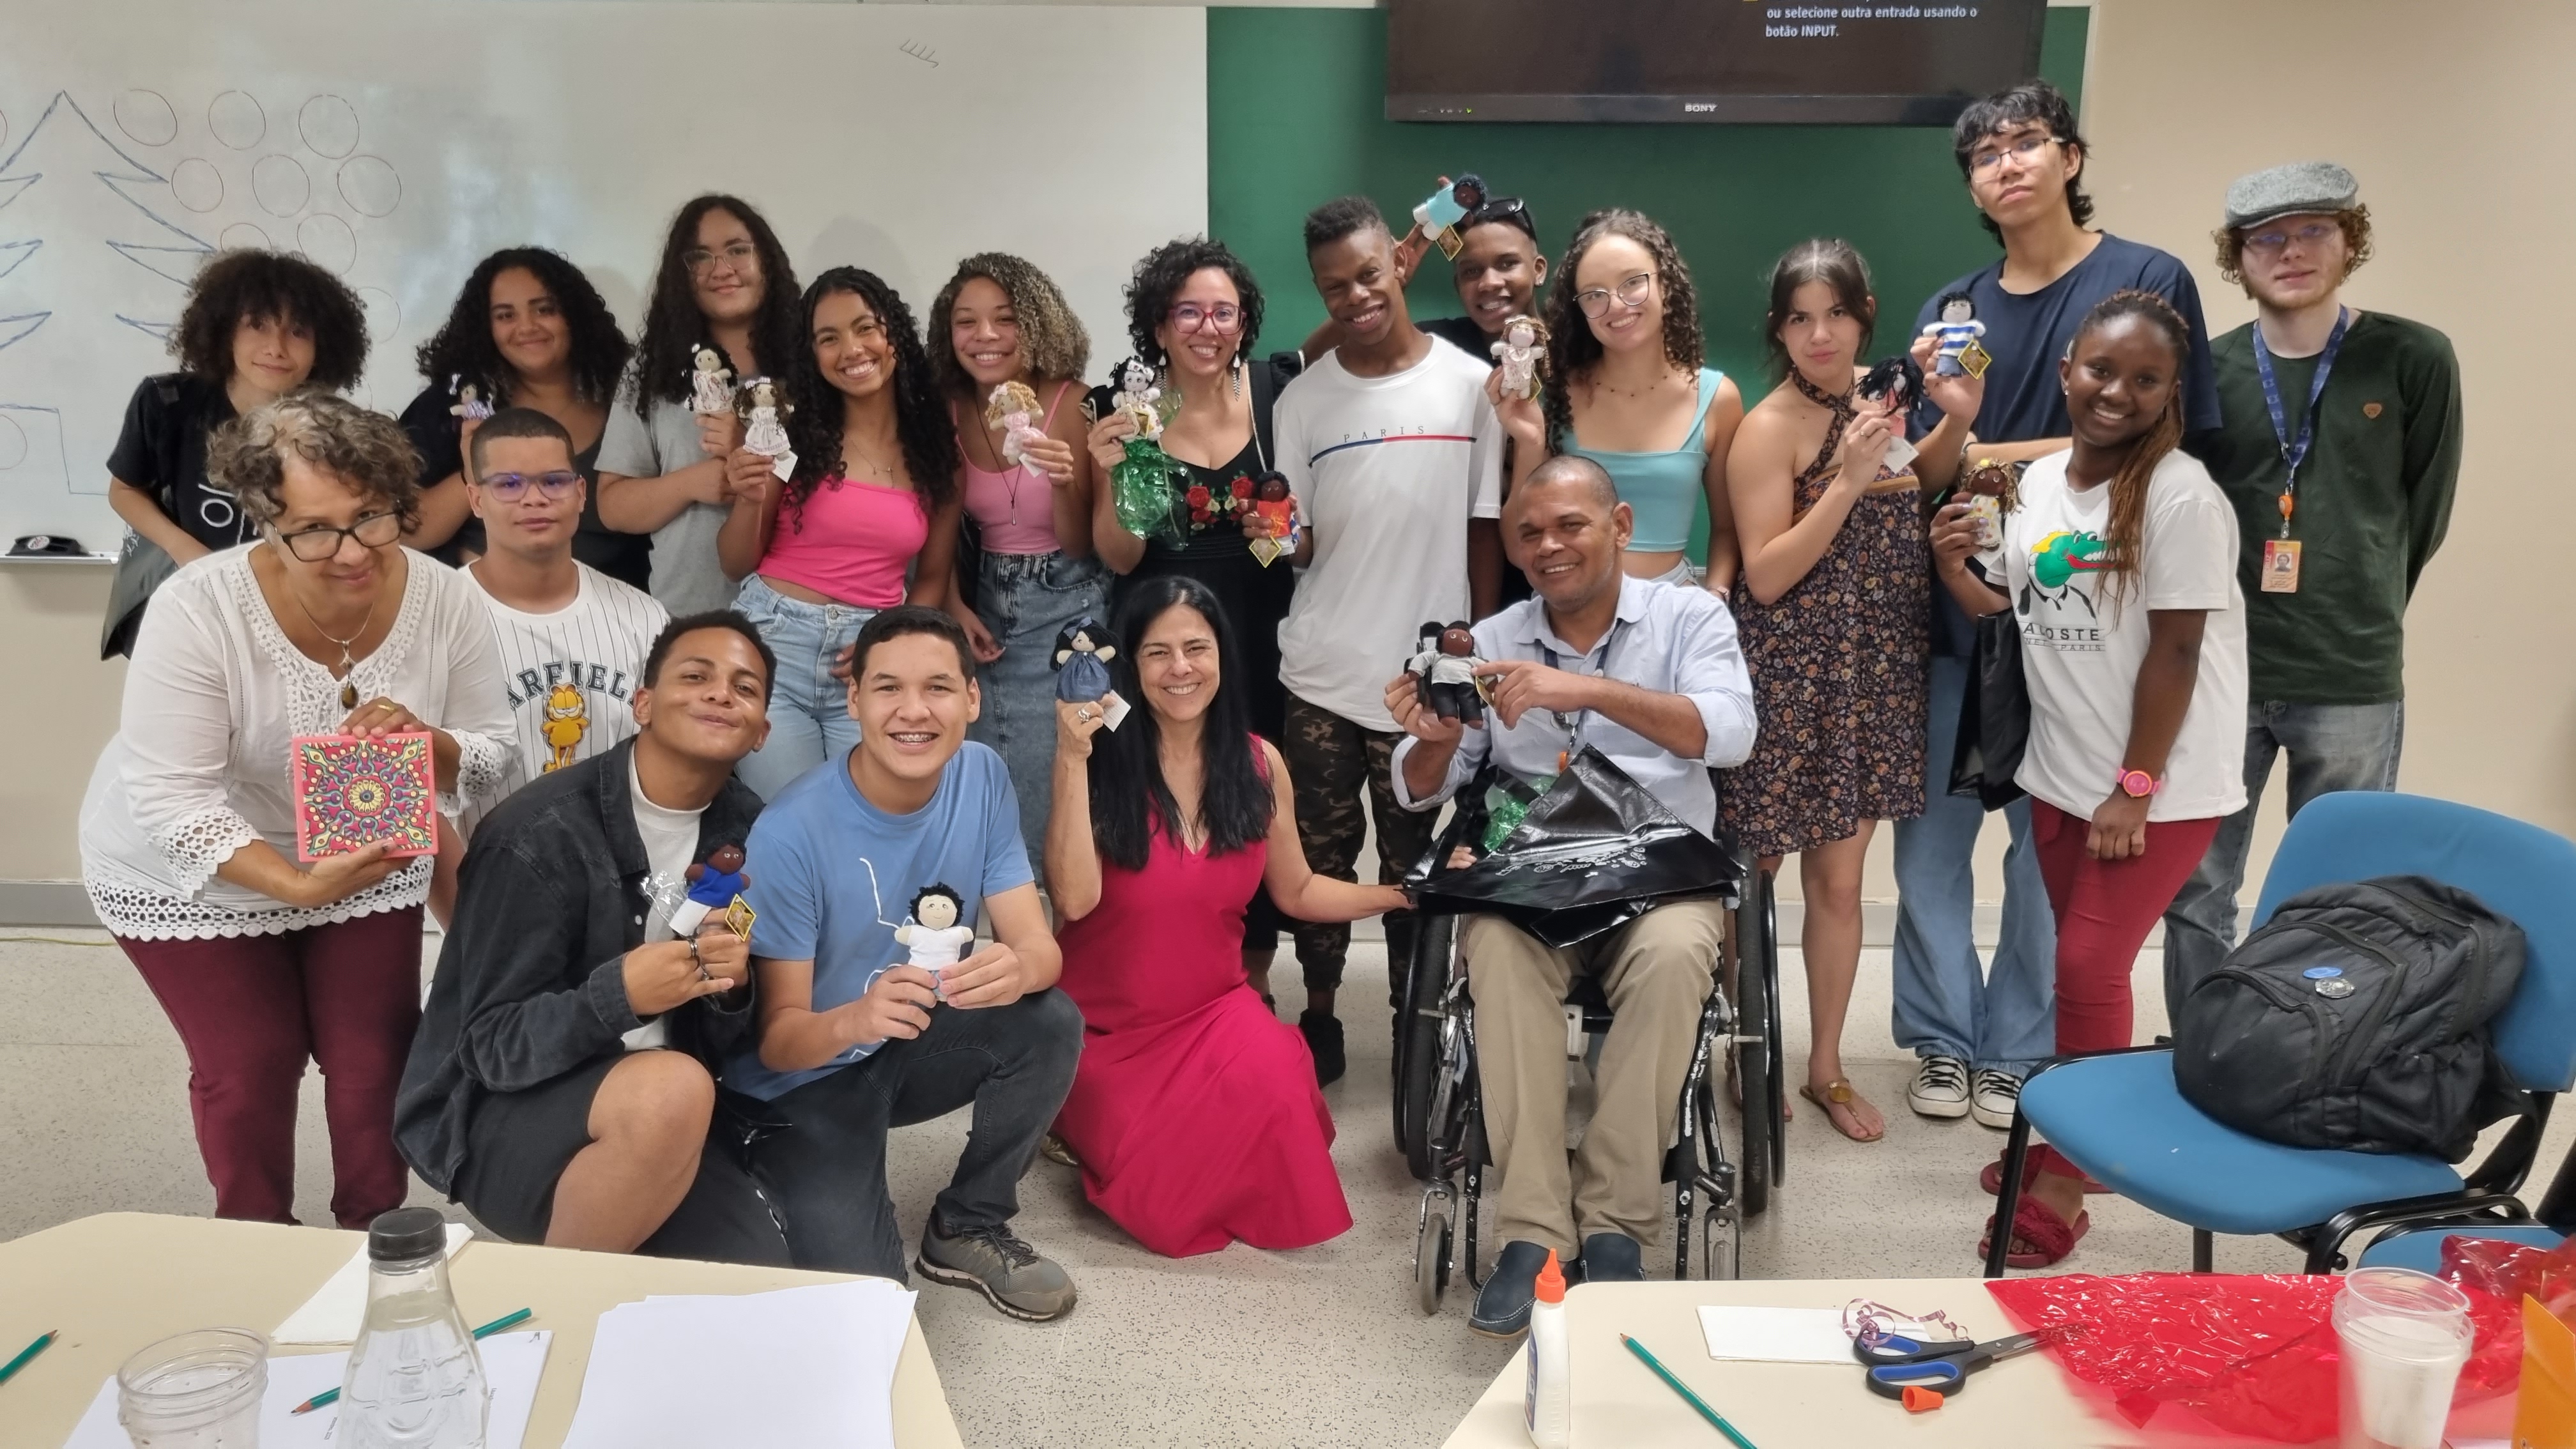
342;1207;489;1448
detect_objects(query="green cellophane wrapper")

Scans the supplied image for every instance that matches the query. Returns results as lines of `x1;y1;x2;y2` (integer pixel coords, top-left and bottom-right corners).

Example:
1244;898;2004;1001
1112;438;1184;543
1481;774;1555;854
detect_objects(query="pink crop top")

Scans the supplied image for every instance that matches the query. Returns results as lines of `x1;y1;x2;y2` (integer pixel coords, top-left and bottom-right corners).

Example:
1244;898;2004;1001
958;380;1075;555
757;477;928;609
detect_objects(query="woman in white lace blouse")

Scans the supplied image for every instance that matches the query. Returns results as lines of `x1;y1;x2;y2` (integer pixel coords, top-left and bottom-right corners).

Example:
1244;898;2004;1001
81;392;512;1227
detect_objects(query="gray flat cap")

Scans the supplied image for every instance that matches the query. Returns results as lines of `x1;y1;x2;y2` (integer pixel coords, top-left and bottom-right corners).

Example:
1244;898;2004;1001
2225;161;2361;229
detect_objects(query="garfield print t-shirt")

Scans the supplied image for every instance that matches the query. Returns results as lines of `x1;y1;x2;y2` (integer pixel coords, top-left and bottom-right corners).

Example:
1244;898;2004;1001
1976;449;2248;824
458;561;668;834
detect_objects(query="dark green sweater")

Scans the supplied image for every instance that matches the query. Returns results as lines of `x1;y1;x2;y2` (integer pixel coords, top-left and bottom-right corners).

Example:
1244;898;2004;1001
2200;310;2462;704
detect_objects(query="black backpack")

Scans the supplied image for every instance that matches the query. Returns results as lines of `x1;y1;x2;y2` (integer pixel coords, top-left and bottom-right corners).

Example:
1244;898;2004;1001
2172;875;2527;1163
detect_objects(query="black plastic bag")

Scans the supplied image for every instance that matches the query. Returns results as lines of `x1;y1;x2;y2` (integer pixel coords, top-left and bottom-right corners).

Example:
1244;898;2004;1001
1411;747;1743;947
1947;600;2029;810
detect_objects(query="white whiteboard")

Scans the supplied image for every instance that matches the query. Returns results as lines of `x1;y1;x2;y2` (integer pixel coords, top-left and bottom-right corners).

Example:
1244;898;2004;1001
0;0;1208;546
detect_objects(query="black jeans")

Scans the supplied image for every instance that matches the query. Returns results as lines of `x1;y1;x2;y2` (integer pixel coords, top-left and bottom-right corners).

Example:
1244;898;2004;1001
752;988;1082;1280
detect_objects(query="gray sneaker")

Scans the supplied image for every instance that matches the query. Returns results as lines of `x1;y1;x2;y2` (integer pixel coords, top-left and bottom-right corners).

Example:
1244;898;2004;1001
916;1216;1077;1322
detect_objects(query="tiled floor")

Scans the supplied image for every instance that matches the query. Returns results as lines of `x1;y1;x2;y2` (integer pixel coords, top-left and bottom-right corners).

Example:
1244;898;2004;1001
3;927;2560;1448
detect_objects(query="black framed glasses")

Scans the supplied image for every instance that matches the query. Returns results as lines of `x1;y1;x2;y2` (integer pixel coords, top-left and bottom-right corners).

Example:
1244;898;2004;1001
275;509;402;562
480;471;583;502
1574;271;1656;319
1968;133;2062;176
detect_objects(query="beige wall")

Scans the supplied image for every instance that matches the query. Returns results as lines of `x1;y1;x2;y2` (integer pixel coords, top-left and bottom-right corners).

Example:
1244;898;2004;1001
6;0;2564;917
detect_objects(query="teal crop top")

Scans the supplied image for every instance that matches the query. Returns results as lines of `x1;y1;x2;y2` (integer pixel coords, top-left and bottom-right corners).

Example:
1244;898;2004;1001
1560;366;1726;553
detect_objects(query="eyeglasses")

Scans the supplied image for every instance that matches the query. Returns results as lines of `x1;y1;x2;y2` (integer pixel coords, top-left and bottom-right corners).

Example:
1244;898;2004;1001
681;241;758;277
480;471;583;502
1574;271;1655;319
1168;302;1244;336
2242;221;2340;257
1968;133;2062;176
275;509;402;562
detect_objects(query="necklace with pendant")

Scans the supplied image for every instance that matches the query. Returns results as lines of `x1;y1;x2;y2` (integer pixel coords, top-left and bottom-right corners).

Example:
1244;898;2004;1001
291;588;378;710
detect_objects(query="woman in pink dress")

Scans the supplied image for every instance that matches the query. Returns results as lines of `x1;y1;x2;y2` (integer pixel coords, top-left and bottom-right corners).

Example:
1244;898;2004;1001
1046;575;1407;1257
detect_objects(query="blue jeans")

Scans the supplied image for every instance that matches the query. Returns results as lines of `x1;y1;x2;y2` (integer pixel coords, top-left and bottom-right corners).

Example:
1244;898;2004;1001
2159;700;2405;1016
733;574;873;801
965;551;1107;887
1889;654;2058;1075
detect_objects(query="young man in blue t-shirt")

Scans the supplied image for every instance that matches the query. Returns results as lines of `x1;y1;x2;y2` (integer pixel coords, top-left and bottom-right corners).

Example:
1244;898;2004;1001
731;606;1082;1321
1894;79;2224;1140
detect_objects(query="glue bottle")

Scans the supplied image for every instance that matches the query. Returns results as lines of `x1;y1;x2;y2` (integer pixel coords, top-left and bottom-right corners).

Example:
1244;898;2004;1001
1524;1248;1570;1448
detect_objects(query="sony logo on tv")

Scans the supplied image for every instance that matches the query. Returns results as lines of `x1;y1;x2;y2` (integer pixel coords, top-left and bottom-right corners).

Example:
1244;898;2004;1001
1683;102;1717;112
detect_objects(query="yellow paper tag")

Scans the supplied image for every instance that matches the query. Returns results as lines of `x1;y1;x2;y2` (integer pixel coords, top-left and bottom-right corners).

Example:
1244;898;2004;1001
2260;538;2302;593
1958;340;1993;379
1434;226;1465;260
724;895;756;938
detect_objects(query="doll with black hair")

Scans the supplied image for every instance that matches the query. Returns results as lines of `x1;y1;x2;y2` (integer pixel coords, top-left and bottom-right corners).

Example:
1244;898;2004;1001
1053;616;1118;703
1408;620;1487;726
1918;291;1989;378
1855;352;1926;472
895;883;976;1003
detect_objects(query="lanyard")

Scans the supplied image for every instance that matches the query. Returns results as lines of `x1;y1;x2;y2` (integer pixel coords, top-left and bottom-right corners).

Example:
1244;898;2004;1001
2250;307;2350;538
1537;619;1629;767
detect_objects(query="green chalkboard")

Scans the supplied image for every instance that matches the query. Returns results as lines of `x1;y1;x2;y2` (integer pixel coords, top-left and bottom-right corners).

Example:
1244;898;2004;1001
1205;4;2090;557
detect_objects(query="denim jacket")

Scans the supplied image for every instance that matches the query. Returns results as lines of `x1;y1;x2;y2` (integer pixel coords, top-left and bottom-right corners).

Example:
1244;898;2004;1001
395;739;763;1193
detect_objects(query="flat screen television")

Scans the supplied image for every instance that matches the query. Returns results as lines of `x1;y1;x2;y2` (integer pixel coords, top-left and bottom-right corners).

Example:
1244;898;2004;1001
1386;0;2050;125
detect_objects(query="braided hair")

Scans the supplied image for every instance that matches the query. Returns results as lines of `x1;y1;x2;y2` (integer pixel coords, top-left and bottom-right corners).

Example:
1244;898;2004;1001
1539;209;1705;448
2072;289;2192;613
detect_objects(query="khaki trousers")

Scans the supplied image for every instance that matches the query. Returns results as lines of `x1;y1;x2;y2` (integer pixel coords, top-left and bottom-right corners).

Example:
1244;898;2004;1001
1463;898;1726;1254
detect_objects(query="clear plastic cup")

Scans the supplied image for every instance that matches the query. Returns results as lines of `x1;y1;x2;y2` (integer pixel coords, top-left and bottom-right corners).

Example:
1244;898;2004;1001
116;1327;267;1448
2334;1267;2473;1449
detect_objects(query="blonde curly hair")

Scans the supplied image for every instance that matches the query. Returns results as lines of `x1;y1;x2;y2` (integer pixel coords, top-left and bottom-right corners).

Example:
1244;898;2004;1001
927;252;1092;401
207;390;424;533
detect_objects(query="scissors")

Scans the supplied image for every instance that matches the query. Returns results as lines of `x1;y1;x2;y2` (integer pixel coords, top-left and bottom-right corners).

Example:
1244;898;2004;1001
1853;1331;2049;1399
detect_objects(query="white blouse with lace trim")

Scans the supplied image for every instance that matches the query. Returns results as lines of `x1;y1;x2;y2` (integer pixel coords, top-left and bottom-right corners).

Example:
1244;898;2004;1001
80;544;516;940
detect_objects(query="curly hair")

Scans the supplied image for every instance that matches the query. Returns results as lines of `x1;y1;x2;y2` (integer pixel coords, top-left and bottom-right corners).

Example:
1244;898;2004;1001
171;249;369;390
1122;236;1266;368
2071;289;2193;615
1952;79;2096;244
1539;210;1705;447
413;247;630;408
206;391;424;533
926;253;1091;403
2212;204;2373;292
779;268;961;523
1760;238;1877;381
630;195;802;415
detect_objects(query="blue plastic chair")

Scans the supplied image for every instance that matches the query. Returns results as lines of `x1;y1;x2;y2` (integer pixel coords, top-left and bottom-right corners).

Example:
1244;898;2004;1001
1985;792;2576;1277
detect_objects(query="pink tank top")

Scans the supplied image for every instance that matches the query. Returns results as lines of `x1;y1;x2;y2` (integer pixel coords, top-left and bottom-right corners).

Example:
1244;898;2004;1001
756;476;927;608
958;381;1075;555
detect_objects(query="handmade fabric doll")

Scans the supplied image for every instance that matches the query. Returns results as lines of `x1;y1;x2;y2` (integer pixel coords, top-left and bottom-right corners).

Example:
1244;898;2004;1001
1918;293;1989;378
1958;457;2026;549
1053;617;1118;704
1491;315;1549;401
448;376;494;422
1108;360;1183;541
1248;472;1300;567
689;346;735;415
986;380;1046;471
895;884;976;1004
739;377;796;481
1855;354;1926;473
1410;621;1487;726
667;844;749;937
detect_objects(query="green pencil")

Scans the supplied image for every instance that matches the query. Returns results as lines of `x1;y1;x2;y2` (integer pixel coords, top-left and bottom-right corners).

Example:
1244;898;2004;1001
0;1330;56;1388
290;1308;533;1415
1623;1334;1760;1449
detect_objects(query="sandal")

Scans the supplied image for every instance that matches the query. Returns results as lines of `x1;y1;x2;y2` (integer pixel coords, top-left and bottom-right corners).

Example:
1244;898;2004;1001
1039;1133;1081;1169
1979;1156;2112;1197
1979;1194;2090;1269
1799;1079;1880;1142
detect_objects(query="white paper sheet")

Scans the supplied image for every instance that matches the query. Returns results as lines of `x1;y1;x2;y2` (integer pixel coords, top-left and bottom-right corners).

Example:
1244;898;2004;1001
60;1330;549;1449
1696;1305;1858;1364
272;1222;476;1344
560;1280;915;1449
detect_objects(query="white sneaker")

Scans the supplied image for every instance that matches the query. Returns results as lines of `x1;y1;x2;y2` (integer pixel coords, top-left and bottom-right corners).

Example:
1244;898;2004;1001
1970;1070;2023;1130
1906;1055;1970;1119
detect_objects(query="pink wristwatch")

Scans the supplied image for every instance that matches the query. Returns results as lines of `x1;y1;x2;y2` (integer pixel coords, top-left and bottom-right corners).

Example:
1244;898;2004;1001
2115;769;2162;799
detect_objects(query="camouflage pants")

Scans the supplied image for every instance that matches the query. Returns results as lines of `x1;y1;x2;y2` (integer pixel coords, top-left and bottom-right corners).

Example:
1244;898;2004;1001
1282;693;1434;997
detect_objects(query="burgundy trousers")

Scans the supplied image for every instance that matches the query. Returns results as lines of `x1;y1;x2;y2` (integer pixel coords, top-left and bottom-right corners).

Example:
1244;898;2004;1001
117;906;423;1228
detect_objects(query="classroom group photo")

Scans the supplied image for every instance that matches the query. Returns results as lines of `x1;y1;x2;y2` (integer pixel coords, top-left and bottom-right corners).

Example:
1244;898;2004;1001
9;0;2565;1445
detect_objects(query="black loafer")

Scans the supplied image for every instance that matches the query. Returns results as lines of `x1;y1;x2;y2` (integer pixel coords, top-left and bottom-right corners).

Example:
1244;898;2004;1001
1579;1232;1643;1283
1300;1009;1346;1086
1470;1239;1553;1338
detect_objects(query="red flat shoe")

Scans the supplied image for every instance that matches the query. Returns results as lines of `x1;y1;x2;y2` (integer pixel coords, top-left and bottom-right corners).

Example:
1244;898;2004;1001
1979;1195;2090;1269
1979;1156;2112;1196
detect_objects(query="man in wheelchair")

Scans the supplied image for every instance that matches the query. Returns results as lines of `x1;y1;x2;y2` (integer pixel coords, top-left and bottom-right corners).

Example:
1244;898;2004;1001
1385;456;1757;1337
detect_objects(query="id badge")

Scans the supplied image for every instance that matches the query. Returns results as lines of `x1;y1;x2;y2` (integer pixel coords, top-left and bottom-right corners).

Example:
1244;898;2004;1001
2261;538;2302;593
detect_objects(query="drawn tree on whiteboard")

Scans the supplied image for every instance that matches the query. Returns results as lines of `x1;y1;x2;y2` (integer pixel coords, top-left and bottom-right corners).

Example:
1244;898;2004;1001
0;92;213;502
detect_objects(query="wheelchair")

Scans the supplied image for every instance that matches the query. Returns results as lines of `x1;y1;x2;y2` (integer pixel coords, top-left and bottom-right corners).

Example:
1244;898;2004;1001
1392;783;1786;1311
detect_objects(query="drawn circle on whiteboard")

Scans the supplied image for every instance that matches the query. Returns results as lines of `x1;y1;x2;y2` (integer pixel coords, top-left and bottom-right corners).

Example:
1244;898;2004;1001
252;155;310;217
337;155;401;218
171;157;224;213
209;91;266;150
298;96;360;159
0;111;8;155
0;415;26;473
356;286;401;337
114;90;178;147
297;213;356;275
219;222;273;252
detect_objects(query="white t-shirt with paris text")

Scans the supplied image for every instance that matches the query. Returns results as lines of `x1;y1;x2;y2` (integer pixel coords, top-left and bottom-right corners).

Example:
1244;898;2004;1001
1976;448;2248;823
1274;342;1504;730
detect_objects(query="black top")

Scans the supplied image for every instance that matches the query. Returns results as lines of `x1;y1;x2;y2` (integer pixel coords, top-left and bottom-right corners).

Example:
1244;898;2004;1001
107;373;250;552
1417;314;1494;358
393;740;762;1194
397;383;653;589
